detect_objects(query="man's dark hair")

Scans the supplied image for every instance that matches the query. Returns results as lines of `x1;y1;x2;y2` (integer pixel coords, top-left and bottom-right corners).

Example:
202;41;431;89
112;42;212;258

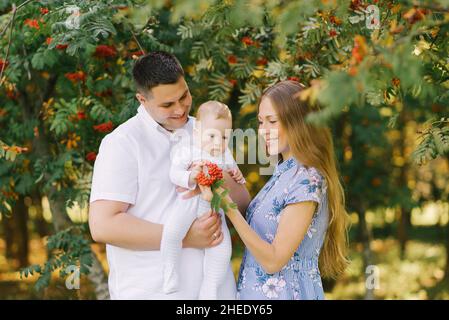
132;51;184;96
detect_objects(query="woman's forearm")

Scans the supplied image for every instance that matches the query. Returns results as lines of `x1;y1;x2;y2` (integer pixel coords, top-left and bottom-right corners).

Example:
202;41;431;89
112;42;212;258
226;208;280;274
222;172;251;214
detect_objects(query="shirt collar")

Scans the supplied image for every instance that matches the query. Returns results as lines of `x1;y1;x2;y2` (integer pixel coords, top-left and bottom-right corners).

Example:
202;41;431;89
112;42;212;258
137;104;160;130
137;104;194;138
273;156;296;177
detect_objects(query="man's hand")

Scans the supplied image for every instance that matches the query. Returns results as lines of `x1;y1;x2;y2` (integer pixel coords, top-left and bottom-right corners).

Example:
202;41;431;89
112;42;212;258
183;210;223;249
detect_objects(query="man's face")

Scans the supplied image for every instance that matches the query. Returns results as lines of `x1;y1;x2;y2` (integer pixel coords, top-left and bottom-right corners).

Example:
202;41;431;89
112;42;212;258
136;77;192;131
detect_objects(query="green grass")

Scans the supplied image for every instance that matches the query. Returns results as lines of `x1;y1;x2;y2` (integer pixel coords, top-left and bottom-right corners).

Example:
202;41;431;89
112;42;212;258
326;238;449;299
1;232;448;299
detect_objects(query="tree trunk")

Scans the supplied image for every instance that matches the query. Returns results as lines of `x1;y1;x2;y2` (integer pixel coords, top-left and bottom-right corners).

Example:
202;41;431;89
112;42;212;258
397;110;410;259
47;186;110;300
444;156;449;281
47;189;72;232
397;114;410;259
397;207;410;259
357;206;375;300
31;191;49;238
87;254;110;300
11;195;29;268
444;214;449;280
2;212;15;259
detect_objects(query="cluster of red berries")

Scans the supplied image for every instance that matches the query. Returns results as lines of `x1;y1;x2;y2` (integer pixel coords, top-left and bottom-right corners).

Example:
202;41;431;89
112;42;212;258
24;19;40;30
56;44;68;50
227;55;237;64
65;71;86;83
0;59;8;71
197;163;223;187
94;45;117;58
86;152;97;162
93;121;113;133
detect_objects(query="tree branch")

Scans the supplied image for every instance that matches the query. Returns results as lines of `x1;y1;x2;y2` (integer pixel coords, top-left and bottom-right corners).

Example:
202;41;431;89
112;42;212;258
1;0;36;86
0;3;16;87
131;29;146;54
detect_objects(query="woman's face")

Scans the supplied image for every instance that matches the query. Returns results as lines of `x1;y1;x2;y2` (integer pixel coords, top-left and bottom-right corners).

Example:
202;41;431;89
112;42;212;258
258;97;289;157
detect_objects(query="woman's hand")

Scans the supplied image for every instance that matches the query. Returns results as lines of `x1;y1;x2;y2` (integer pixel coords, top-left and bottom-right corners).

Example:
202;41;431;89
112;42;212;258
213;186;239;218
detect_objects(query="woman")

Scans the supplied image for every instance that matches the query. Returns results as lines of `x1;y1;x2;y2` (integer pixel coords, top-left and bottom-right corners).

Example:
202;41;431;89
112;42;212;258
223;80;349;300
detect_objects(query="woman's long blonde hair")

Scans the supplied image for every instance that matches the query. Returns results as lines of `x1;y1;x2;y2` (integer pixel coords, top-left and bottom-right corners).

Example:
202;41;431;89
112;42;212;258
261;80;350;279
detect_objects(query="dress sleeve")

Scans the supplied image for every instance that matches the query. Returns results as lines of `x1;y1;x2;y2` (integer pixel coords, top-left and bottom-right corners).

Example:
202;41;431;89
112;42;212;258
284;167;325;207
89;133;138;204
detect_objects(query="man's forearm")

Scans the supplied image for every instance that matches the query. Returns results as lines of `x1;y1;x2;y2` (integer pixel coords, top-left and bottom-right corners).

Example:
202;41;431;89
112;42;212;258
90;211;197;251
90;211;164;250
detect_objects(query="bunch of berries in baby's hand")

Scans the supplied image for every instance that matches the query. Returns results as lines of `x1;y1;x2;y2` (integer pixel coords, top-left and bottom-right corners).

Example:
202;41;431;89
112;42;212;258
197;162;237;213
197;162;223;186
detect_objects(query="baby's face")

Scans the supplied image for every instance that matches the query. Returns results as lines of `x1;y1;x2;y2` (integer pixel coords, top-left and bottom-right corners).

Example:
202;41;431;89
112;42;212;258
195;117;232;157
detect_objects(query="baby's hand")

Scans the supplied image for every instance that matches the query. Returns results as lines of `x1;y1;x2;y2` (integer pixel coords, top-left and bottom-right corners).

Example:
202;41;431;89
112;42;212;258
198;184;213;202
188;161;205;188
227;167;246;185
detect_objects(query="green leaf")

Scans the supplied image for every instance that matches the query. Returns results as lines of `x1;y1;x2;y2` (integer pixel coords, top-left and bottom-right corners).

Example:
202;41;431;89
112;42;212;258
90;102;113;122
5;150;16;161
31;49;58;70
220;189;229;198
31;51;45;70
229;202;238;209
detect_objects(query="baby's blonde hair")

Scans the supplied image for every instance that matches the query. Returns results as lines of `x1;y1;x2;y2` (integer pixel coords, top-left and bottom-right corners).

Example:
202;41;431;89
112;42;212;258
196;101;232;122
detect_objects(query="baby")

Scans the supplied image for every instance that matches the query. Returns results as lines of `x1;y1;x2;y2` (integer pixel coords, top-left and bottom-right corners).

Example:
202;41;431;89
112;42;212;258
161;101;245;299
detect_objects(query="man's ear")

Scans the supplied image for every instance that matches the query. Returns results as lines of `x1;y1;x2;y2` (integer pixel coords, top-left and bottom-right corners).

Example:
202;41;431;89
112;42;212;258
136;93;146;105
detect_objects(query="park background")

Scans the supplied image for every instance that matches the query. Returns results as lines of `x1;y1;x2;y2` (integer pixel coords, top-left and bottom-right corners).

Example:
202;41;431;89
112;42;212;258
0;0;448;299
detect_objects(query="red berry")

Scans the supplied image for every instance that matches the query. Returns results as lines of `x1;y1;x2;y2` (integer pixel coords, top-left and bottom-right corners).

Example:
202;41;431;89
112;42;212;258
197;163;224;186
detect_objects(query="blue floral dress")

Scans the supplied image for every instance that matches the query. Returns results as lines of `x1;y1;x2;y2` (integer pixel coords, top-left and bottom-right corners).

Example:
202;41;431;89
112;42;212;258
237;157;328;300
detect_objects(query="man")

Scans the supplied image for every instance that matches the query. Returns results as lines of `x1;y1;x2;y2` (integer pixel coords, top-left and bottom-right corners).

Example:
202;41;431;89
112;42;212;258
88;51;250;299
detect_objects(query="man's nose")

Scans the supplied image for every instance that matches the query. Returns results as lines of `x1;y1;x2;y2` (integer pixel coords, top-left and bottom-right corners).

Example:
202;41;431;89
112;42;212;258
173;102;185;115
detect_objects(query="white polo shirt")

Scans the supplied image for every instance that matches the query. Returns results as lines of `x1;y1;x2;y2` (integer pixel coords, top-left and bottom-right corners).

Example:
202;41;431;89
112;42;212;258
90;105;237;300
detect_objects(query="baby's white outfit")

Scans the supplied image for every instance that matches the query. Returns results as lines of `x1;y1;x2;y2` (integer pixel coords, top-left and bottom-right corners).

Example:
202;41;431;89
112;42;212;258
161;138;239;299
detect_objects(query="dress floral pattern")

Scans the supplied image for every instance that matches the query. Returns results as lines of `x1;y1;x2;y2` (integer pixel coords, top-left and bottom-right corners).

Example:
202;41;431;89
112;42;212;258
237;157;328;300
